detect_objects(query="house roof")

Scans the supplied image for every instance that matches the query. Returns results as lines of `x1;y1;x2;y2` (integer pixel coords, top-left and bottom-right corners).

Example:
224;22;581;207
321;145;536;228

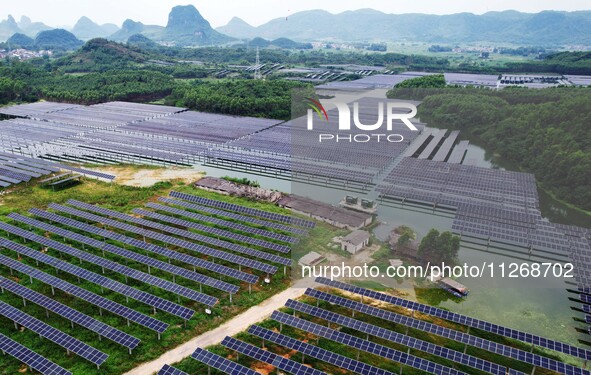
343;230;370;246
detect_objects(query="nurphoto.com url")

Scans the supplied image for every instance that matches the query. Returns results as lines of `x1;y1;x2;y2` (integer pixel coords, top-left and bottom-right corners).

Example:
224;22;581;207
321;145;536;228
301;262;575;281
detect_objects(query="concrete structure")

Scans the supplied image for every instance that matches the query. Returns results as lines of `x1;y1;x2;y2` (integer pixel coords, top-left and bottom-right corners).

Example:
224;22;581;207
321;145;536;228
298;251;325;267
277;195;372;230
341;230;370;254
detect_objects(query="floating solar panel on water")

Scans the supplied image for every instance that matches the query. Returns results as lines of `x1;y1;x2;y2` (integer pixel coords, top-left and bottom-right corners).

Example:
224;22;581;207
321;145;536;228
0;333;72;375
248;325;395;375
271;311;465;375
315;277;591;361
62;201;277;275
0;235;194;320
0;300;108;365
47;203;259;284
134;209;291;265
157;364;188;375
0;253;167;333
159;197;307;235
1;218;217;308
305;289;580;375
221;336;326;375
191;348;260;375
0;275;139;350
170;191;315;228
145;202;298;245
286;298;506;375
29;208;243;292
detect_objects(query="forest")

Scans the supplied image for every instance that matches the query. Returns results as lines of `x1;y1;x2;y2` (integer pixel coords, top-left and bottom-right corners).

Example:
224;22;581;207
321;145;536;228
409;87;591;211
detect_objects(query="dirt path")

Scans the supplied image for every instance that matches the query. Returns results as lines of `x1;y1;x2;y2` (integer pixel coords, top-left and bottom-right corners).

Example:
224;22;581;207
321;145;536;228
123;278;318;375
89;166;204;187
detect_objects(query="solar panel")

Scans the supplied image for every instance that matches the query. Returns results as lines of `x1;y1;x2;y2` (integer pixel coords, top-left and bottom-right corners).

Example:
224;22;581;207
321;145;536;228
0;300;108;365
170;191;315;228
315;277;591;360
32;208;252;286
305;289;573;375
222;336;326;375
157;364;188;375
248;325;395;375
0;253;167;333
1;218;216;309
286;298;506;375
0;333;72;375
271;311;465;375
147;202;298;244
0;235;194;320
130;209;290;262
24;211;238;294
0;275;139;350
58;201;274;275
160;197;307;235
191;348;260;375
62;200;281;273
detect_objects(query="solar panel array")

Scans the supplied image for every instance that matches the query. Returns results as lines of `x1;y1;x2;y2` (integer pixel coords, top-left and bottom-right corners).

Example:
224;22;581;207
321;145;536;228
0;253;168;333
0;333;72;375
0;234;194;320
0;275;140;350
145;202;298;245
62;200;277;275
222;336;327;375
7;213;218;307
47;203;259;284
305;288;584;375
286;298;507;375
170;191;315;228
0;300;108;366
158;197;307;235
248;325;396;375
191;348;260;375
157;364;189;375
25;210;239;294
0;220;213;312
316;277;591;361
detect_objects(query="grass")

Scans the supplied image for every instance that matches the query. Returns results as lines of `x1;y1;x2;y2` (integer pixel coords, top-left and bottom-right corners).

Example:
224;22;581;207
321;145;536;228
170;288;576;375
0;177;327;374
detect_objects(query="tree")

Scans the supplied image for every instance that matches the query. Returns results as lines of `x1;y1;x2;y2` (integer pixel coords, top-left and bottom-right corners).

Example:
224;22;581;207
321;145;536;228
417;229;460;264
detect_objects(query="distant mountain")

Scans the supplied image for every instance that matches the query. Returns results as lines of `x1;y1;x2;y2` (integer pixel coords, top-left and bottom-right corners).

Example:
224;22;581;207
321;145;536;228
34;29;84;50
241;36;312;49
72;16;120;40
6;33;34;49
216;9;591;45
18;16;51;37
109;19;163;42
216;17;257;39
126;34;159;50
0;15;21;42
160;5;234;46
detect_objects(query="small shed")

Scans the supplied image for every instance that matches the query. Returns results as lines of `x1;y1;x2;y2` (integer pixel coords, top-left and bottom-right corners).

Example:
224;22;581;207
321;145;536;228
298;251;325;267
341;230;370;254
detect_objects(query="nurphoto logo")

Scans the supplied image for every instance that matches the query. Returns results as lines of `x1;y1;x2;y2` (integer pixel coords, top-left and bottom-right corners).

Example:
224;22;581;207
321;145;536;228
305;98;419;143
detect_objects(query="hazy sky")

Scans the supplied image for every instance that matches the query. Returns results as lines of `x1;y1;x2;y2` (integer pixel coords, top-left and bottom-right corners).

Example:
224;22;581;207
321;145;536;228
3;0;590;28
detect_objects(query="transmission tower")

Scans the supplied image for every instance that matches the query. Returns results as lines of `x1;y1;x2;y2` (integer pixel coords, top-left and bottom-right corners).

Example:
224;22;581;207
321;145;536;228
254;47;262;80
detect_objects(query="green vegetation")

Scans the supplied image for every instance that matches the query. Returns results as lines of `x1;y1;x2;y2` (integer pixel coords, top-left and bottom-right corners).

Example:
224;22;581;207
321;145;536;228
167;79;315;120
394;225;416;248
393;74;446;89
0;176;336;374
169;292;572;375
415;87;591;211
34;29;83;51
221;176;260;187
418;229;460;264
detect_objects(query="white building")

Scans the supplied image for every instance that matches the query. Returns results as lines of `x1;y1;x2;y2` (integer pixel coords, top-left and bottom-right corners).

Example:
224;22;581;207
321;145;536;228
341;230;370;254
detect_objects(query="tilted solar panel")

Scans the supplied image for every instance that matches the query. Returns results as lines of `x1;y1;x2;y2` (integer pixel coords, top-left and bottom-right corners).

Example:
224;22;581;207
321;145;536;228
0;333;72;375
191;348;260;375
